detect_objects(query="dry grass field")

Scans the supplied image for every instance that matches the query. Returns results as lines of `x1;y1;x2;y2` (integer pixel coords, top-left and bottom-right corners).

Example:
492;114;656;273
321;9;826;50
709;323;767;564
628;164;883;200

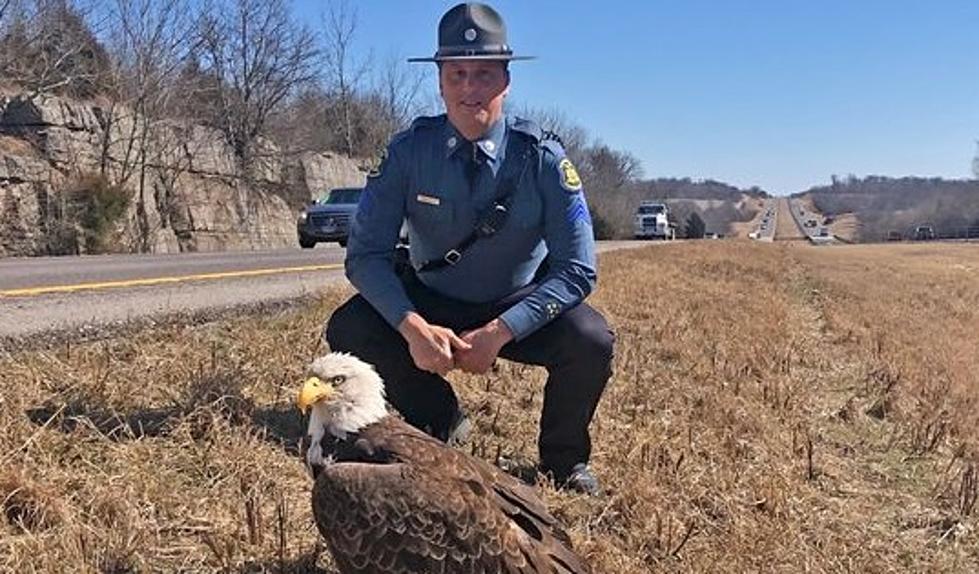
2;241;978;573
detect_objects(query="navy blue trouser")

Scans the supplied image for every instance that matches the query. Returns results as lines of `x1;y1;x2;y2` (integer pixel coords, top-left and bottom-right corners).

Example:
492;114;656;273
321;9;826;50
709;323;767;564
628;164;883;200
324;273;614;476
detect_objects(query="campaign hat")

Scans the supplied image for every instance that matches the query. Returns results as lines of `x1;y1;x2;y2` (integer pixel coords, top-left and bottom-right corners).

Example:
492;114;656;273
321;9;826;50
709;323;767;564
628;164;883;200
408;3;534;63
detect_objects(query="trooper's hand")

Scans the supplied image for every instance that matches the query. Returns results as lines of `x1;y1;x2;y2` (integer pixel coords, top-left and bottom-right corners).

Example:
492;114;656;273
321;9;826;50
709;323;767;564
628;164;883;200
398;312;471;375
457;319;514;374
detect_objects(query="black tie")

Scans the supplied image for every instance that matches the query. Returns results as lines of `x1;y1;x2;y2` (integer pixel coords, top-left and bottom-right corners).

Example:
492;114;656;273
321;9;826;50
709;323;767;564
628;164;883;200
462;140;481;190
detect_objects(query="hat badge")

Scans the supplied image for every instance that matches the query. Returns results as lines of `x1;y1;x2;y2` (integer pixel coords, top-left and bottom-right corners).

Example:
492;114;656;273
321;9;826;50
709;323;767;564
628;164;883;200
464;28;477;42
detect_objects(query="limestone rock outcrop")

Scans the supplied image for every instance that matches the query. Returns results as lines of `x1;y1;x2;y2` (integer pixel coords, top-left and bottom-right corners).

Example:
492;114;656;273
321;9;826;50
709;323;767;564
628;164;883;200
0;93;367;257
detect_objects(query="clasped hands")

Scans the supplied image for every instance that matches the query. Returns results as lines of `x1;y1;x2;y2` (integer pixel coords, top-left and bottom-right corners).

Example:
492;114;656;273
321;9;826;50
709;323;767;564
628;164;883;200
398;312;513;376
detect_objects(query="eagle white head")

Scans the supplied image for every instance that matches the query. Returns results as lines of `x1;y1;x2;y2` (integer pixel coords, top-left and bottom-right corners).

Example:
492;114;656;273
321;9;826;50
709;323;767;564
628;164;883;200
297;353;388;471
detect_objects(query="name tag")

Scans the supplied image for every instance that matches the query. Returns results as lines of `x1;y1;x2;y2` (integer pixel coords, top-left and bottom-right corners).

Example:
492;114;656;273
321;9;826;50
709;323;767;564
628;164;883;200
416;194;441;206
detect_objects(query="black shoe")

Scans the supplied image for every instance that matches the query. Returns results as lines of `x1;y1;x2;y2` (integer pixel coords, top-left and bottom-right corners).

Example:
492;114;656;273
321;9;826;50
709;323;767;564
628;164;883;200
553;463;602;496
424;409;471;445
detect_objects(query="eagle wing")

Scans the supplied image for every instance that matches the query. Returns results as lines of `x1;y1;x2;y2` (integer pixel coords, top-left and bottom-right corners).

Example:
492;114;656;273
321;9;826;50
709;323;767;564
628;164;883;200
312;416;591;574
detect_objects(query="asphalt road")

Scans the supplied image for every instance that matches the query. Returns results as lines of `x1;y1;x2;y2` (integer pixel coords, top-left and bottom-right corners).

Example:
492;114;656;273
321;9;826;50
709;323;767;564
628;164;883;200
785;198;838;244
0;241;648;341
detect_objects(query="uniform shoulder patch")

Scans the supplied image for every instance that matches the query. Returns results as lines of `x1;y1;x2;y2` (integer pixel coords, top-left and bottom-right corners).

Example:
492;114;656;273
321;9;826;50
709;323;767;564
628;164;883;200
558;158;582;192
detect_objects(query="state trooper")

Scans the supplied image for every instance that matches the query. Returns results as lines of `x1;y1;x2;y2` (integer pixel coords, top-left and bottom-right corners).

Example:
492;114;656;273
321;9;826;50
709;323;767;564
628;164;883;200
324;2;614;495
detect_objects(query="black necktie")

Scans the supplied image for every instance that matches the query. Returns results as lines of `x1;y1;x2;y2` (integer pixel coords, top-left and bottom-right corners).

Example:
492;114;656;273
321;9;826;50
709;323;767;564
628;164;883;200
461;140;481;189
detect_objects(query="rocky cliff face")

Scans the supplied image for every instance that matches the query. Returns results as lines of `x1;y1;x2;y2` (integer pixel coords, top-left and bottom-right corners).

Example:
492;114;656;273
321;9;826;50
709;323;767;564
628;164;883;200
0;93;367;257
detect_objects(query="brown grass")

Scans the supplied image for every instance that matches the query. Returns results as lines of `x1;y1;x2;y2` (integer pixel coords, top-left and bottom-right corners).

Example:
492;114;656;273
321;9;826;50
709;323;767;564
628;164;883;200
2;242;978;572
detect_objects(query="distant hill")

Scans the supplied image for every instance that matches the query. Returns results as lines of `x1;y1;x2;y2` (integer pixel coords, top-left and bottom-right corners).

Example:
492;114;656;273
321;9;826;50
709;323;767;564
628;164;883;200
797;176;979;241
589;178;770;239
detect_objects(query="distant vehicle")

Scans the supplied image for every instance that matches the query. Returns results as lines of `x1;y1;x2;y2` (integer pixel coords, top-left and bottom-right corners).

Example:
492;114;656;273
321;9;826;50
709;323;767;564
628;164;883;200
633;201;675;240
297;187;362;248
804;220;817;228
913;225;935;241
818;227;830;237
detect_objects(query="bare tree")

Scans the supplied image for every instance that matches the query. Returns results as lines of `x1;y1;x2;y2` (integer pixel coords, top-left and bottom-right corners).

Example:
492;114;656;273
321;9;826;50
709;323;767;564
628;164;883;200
268;2;425;159
197;0;319;173
269;56;428;159
321;0;369;156
517;105;590;165
0;0;13;25
100;0;201;250
0;0;111;98
337;55;429;157
374;53;428;133
580;143;643;192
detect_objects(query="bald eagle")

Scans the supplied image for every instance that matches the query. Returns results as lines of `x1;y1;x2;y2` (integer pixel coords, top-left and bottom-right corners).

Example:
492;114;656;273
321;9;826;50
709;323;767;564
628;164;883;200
297;353;592;574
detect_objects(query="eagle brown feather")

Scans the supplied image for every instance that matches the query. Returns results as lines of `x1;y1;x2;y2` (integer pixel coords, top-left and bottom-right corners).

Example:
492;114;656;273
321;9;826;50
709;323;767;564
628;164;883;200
311;415;591;574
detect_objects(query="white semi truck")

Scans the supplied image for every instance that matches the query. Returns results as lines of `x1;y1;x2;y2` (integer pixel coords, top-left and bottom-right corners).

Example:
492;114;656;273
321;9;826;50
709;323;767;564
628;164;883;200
633;201;676;240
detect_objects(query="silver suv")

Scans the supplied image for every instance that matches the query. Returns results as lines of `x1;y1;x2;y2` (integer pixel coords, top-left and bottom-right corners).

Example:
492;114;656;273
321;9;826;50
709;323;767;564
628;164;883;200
297;187;362;248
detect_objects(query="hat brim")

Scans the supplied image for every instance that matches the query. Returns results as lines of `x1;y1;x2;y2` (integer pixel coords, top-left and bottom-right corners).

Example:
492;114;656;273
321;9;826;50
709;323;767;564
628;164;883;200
408;54;535;63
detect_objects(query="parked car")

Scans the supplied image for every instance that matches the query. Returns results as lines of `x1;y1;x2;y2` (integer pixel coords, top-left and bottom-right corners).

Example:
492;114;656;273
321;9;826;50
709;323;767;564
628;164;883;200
297;187;362;248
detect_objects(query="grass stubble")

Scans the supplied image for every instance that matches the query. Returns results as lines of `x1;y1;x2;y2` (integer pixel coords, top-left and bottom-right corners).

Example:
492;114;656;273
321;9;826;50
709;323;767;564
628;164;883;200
1;241;977;572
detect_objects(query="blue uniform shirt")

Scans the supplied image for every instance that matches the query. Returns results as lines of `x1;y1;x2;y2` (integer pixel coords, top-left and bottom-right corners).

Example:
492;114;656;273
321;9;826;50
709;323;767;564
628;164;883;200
345;114;597;341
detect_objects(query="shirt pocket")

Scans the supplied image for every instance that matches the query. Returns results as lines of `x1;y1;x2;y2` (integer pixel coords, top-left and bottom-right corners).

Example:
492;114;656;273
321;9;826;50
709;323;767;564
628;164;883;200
408;194;453;228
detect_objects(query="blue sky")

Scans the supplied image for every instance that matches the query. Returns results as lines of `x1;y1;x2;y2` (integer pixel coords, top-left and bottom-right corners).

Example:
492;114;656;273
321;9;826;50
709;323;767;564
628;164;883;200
295;1;979;195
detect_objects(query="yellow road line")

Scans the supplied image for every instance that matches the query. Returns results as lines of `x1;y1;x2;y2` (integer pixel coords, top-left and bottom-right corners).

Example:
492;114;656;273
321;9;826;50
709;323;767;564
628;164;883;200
0;263;344;298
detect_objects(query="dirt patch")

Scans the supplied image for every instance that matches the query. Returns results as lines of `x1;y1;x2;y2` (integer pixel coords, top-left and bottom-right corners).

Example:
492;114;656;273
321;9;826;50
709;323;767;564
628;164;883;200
728;196;766;238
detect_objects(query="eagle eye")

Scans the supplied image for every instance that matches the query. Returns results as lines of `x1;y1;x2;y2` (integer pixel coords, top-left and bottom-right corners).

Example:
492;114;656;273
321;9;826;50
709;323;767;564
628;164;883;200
331;375;346;384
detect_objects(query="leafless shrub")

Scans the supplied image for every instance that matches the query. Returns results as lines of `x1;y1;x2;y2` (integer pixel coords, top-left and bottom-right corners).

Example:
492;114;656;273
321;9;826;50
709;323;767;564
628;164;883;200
195;0;319;175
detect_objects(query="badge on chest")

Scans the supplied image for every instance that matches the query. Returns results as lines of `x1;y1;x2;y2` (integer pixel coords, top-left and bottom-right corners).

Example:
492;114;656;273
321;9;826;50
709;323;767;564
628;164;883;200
416;194;441;206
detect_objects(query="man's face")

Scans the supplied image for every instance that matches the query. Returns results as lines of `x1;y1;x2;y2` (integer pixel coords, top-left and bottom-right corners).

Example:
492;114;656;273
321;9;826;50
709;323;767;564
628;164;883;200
439;60;509;139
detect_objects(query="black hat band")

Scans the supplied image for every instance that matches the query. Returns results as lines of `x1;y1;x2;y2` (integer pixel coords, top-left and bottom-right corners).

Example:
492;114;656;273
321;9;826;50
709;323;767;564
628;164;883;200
438;44;511;58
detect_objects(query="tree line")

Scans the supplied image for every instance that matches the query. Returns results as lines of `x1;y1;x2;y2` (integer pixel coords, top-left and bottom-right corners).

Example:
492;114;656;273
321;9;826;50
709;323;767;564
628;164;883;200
0;0;434;167
805;175;979;241
2;0;760;246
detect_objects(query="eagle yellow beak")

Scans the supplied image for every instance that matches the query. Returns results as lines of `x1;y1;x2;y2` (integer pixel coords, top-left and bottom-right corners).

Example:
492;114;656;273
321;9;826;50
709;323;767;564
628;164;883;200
297;376;335;414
